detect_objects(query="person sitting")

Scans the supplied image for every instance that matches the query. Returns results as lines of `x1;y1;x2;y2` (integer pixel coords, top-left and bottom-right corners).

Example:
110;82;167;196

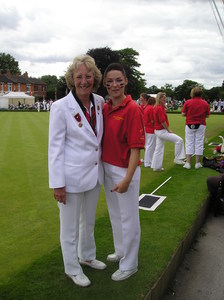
207;174;224;216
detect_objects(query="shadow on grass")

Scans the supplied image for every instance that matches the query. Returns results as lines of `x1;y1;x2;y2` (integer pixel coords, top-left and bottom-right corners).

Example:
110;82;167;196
0;215;152;300
0;165;217;300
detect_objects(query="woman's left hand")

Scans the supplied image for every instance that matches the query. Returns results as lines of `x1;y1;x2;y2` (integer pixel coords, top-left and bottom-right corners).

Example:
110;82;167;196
111;179;130;194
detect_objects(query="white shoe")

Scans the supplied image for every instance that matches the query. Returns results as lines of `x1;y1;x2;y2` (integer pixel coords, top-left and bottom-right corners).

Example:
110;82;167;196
183;162;191;169
111;269;138;281
153;168;164;172
195;162;203;169
107;253;121;262
140;158;144;162
66;273;91;287
79;259;107;270
174;159;185;165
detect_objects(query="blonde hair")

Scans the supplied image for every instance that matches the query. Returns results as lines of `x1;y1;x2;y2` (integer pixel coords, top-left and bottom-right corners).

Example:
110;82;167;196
155;92;166;106
65;54;102;91
190;86;203;98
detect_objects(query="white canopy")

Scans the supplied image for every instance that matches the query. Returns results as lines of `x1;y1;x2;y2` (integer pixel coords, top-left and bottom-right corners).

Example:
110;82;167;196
0;92;35;109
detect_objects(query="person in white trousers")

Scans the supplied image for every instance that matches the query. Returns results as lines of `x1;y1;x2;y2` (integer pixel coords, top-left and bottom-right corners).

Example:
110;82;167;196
182;86;210;169
143;96;156;167
102;63;145;281
48;55;106;288
151;92;186;171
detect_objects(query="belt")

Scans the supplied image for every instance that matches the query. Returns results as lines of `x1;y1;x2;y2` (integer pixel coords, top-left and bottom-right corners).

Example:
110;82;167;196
187;124;200;129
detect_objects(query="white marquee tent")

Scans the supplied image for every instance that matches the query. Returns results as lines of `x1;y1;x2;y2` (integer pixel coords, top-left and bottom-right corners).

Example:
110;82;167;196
0;92;35;109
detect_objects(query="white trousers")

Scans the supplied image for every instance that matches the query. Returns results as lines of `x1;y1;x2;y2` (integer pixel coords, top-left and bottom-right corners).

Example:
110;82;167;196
58;183;101;275
103;162;141;271
151;129;186;170
185;125;206;155
144;133;156;167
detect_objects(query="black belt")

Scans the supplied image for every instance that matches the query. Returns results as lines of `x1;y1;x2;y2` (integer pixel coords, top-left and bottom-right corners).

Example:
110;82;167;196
187;124;200;129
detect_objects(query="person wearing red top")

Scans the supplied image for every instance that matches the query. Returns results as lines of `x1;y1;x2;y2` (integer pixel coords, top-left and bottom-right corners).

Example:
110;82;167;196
151;92;186;171
138;93;150;165
102;63;145;281
139;92;148;110
182;86;210;169
143;96;156;167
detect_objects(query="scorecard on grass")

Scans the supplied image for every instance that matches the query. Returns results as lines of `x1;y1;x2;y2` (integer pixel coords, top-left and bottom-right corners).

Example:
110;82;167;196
139;194;166;211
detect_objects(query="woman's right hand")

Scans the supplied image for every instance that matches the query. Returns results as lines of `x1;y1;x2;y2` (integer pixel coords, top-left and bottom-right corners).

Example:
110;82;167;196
53;187;66;204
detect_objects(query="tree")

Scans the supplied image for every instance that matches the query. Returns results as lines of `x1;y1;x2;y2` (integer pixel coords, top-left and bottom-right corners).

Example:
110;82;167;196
161;83;174;98
205;86;224;101
146;85;160;95
87;47;146;99
173;80;202;100
40;75;58;99
57;75;67;99
118;48;146;99
0;53;21;75
87;47;120;96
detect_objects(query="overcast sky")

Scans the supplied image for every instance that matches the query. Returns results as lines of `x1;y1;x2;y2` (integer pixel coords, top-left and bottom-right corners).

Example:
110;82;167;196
0;0;224;89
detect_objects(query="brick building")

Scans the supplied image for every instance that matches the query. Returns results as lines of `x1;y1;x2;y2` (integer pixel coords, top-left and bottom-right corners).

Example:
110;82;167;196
0;70;47;100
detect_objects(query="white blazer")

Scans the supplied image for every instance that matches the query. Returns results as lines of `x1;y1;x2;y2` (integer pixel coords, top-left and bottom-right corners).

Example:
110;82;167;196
48;91;104;193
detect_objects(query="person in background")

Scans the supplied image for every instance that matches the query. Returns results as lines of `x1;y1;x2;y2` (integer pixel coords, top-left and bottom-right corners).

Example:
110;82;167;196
48;54;106;288
139;93;149;164
207;173;224;215
36;100;40;112
139;93;148;110
143;96;156;167
102;63;145;281
213;99;218;112
220;99;224;112
182;86;210;169
151;92;185;171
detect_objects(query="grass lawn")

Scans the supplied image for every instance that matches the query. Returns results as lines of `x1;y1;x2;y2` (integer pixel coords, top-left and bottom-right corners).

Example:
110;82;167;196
0;111;223;299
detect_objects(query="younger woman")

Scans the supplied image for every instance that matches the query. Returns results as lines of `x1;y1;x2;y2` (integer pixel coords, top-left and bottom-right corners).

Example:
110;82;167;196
102;63;145;281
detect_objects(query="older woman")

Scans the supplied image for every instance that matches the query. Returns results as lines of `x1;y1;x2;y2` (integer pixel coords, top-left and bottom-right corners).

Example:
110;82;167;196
182;86;210;169
48;54;106;287
151;92;185;171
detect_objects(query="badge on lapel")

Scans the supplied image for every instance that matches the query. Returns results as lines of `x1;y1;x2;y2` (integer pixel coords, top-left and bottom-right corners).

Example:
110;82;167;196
73;113;83;127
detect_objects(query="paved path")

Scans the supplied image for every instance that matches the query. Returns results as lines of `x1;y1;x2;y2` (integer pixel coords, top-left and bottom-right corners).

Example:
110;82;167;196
162;213;224;300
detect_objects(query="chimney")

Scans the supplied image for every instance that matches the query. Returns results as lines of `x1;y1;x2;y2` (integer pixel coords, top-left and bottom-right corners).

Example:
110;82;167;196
23;72;28;78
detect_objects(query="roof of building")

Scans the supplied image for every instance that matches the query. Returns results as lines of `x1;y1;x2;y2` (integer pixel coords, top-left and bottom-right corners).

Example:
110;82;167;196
28;77;45;84
0;74;14;83
0;73;46;85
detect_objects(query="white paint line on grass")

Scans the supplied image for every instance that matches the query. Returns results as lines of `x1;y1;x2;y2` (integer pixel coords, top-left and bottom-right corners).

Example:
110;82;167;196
151;176;172;195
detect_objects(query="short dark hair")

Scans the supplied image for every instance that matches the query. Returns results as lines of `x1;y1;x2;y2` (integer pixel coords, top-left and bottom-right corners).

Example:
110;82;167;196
140;93;148;100
148;96;156;105
104;63;126;78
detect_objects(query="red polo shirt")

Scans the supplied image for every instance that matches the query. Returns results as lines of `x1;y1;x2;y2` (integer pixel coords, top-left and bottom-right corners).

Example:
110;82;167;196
144;105;154;134
182;97;210;125
153;105;169;130
102;95;145;168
